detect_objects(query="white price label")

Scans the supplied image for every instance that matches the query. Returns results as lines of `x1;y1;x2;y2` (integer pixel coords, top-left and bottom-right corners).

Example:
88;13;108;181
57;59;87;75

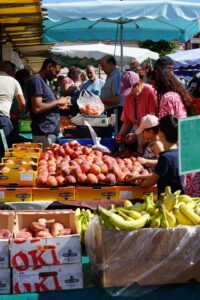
20;173;33;181
120;191;132;199
0;192;5;199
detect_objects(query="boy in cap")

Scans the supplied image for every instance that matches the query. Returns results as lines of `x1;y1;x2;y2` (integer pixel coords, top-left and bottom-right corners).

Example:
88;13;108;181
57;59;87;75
126;115;184;196
154;56;174;72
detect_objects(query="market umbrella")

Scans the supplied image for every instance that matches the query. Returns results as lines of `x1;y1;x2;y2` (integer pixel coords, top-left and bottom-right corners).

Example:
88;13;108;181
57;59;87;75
51;42;159;65
168;48;200;68
42;0;200;68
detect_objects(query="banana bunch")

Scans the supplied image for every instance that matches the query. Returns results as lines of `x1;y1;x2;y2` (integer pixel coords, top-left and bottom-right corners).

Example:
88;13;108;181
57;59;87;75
97;187;200;231
75;208;94;243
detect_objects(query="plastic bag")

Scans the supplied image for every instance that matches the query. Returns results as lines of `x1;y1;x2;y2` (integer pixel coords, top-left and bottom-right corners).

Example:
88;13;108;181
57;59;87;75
83;120;110;153
85;216;200;298
77;90;105;116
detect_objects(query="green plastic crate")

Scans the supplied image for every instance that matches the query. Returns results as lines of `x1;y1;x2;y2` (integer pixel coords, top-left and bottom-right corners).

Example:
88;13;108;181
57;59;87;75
18;119;32;132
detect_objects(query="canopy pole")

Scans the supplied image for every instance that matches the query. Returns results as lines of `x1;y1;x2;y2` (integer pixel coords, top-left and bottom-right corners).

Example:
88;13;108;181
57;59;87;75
0;24;2;61
120;23;123;71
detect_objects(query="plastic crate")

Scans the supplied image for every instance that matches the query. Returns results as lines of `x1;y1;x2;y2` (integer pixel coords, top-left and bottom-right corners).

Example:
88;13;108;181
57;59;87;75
18;119;31;132
59;138;117;151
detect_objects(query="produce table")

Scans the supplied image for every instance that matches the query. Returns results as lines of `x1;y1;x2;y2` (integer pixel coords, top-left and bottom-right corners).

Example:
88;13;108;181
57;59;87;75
1;255;200;300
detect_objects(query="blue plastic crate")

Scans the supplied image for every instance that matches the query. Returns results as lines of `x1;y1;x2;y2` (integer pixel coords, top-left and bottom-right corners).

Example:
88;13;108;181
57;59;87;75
59;138;117;151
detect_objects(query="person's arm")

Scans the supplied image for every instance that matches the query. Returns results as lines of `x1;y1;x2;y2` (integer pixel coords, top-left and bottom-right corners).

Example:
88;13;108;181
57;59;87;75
101;94;120;106
137;157;158;167
125;172;159;187
15;94;26;113
31;95;71;114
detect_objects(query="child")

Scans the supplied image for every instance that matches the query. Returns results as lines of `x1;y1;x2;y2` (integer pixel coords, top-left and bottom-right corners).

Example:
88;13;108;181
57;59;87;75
135;114;164;173
126;115;184;196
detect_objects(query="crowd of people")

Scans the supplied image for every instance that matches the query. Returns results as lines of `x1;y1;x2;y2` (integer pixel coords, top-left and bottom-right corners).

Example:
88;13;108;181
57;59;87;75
0;54;199;196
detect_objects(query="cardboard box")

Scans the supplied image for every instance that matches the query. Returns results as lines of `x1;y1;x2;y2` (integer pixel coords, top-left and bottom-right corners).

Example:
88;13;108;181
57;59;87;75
76;186;117;201
13;263;83;293
0;164;37;186
12;143;42;149
32;186;75;201
0;212;15;268
87;223;200;287
0;187;32;202
0;268;11;294
116;186;157;200
2;157;38;165
11;210;81;267
4;148;41;159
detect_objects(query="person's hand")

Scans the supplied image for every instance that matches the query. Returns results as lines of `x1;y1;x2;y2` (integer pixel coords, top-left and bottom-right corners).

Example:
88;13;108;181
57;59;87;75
137;157;147;165
58;96;72;110
115;134;125;144
125;173;138;184
124;133;137;144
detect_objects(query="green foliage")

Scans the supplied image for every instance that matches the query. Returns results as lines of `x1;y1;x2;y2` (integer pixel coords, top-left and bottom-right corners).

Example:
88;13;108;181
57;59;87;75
139;40;179;56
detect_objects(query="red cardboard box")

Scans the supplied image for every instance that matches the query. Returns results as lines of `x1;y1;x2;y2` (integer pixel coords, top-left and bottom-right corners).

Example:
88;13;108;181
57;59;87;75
13;263;83;293
10;210;81;267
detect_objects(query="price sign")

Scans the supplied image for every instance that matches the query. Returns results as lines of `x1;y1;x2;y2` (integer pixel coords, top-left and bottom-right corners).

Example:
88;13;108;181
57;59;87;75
179;116;200;174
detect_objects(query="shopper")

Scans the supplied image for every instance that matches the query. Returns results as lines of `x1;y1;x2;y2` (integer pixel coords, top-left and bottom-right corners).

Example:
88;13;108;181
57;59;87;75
81;65;105;96
26;58;72;149
116;71;157;153
135;114;164;173
0;61;26;146
126;115;184;196
147;68;193;119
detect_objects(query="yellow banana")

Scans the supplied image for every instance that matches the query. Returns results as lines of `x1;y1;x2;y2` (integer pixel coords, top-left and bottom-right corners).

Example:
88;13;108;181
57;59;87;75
165;209;176;228
179;205;200;225
124;200;133;207
128;202;146;212
173;208;194;225
75;214;83;235
115;208;133;221
100;208;150;231
160;206;169;228
145;193;155;213
99;213;116;229
117;207;142;219
150;212;161;228
163;193;177;212
177;194;193;203
75;207;81;217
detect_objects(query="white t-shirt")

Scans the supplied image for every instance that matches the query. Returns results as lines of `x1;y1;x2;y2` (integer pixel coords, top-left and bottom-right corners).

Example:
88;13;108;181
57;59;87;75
0;71;23;117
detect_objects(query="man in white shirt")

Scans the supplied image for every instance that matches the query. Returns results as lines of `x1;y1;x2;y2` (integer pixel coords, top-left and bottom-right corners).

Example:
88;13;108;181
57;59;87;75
0;61;26;146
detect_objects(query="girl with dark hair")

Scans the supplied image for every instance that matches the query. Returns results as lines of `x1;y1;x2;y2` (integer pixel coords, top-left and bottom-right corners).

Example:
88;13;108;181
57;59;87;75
147;68;194;119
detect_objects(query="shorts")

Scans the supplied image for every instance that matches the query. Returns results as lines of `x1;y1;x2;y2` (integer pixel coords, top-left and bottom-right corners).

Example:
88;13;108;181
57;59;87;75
32;134;58;150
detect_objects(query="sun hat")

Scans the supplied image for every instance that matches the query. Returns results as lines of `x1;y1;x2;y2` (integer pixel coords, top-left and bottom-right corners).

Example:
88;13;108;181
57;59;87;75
120;71;140;96
135;114;159;135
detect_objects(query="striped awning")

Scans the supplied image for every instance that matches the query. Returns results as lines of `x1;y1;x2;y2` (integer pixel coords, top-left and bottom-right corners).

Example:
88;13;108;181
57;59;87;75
0;0;45;48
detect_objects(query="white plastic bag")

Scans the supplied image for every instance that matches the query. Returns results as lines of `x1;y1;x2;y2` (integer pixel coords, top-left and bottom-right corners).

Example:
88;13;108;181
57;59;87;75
84;120;110;153
77;90;105;116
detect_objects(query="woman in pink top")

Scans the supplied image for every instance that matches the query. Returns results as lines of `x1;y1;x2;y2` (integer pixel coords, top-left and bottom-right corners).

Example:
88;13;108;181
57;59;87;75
147;68;193;119
116;71;157;151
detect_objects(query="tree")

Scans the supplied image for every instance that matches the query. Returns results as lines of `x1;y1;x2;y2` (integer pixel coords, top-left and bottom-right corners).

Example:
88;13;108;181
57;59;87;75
139;40;179;55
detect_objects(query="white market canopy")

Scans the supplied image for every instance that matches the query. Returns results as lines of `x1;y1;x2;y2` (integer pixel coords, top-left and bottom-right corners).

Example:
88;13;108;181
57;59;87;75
168;48;200;68
51;43;159;64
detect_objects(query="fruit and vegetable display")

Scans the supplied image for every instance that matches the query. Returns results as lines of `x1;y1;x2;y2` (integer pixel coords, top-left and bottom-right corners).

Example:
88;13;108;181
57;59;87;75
96;187;200;231
36;141;148;186
15;218;72;239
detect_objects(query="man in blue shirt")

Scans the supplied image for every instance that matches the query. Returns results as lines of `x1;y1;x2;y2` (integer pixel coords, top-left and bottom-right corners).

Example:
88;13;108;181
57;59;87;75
100;55;124;131
81;65;105;96
26;58;71;149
